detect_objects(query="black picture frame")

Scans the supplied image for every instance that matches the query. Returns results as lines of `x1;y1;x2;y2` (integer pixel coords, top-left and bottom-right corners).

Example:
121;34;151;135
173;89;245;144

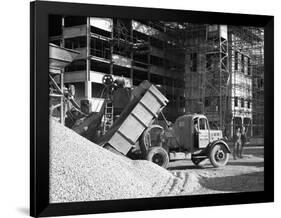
30;1;274;217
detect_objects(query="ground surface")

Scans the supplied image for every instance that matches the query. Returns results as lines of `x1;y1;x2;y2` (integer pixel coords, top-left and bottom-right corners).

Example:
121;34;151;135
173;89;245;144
50;120;264;201
167;146;264;194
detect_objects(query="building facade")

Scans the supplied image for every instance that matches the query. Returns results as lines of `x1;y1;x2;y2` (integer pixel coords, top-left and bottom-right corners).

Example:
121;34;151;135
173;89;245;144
50;16;185;121
49;16;264;138
184;25;259;138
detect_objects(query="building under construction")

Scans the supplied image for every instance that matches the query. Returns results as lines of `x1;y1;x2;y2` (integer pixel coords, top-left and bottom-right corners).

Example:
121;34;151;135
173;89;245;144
49;16;264;138
181;24;264;138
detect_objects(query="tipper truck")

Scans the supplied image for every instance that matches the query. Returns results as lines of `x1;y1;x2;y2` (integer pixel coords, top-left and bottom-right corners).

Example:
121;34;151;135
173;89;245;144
72;80;231;168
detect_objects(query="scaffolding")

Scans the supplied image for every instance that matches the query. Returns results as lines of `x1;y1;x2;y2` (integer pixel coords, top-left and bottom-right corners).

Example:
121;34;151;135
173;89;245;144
49;16;264;138
175;24;264;138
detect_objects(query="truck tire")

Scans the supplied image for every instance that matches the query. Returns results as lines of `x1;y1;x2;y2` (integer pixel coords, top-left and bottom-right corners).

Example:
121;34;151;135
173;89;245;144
209;143;229;167
146;146;169;168
141;125;164;149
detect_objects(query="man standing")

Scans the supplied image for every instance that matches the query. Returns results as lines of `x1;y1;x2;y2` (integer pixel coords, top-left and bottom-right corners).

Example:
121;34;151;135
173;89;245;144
113;77;131;119
193;118;199;147
233;127;241;160
240;126;247;158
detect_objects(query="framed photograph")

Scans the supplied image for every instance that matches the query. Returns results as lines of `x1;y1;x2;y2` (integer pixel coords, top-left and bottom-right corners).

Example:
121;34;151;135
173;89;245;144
30;1;274;217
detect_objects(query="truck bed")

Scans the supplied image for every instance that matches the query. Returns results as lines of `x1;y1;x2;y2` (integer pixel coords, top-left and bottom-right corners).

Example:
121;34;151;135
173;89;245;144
96;81;168;155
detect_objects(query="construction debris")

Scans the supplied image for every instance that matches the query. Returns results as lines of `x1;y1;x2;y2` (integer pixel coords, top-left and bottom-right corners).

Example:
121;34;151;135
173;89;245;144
50;119;201;203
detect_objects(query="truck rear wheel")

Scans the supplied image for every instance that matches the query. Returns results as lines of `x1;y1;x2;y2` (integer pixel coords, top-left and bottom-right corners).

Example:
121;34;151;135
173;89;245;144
141;125;164;149
146;146;169;168
209;144;229;167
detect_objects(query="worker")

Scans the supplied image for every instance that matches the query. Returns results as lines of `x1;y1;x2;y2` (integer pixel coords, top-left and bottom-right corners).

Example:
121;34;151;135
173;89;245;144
194;118;199;133
193;118;199;147
233;127;241;160
113;77;131;119
240;126;247;158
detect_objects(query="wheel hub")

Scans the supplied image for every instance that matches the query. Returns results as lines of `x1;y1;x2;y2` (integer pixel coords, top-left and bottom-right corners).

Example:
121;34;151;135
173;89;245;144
153;154;163;165
216;150;225;161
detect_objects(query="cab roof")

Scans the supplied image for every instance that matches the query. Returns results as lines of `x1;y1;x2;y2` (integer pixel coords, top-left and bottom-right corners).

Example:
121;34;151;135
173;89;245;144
174;114;208;124
182;114;207;120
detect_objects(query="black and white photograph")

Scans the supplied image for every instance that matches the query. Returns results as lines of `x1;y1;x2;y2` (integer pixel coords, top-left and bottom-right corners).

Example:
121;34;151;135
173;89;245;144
48;15;265;203
0;0;278;217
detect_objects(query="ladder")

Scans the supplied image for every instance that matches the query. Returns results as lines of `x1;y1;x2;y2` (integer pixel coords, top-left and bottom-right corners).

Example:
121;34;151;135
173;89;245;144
103;92;114;134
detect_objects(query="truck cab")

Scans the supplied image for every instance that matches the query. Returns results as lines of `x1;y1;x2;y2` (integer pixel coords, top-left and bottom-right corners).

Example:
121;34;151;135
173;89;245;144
171;114;222;149
191;114;223;148
142;114;231;168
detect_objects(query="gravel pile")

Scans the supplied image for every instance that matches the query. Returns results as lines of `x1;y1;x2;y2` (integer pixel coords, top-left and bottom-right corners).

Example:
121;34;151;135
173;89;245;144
50;119;200;203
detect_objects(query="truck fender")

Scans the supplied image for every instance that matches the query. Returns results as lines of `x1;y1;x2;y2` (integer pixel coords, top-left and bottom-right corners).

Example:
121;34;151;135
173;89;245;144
140;124;165;157
207;140;231;154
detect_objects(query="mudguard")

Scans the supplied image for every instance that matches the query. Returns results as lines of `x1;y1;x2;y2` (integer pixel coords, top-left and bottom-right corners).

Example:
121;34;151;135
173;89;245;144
207;140;231;154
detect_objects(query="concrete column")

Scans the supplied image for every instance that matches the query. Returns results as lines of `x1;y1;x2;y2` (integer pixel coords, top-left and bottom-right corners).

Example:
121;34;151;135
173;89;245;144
147;36;151;82
184;51;191;113
130;20;134;86
198;53;206;113
60;17;65;124
85;17;92;99
85;81;92;99
110;22;114;75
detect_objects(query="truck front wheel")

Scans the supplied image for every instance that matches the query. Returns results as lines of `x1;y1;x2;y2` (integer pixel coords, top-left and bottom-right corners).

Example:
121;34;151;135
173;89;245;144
146;146;169;168
209;144;229;167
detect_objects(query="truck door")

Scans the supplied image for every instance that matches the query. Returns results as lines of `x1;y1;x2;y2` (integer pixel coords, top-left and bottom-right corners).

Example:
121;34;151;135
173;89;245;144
198;117;210;148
